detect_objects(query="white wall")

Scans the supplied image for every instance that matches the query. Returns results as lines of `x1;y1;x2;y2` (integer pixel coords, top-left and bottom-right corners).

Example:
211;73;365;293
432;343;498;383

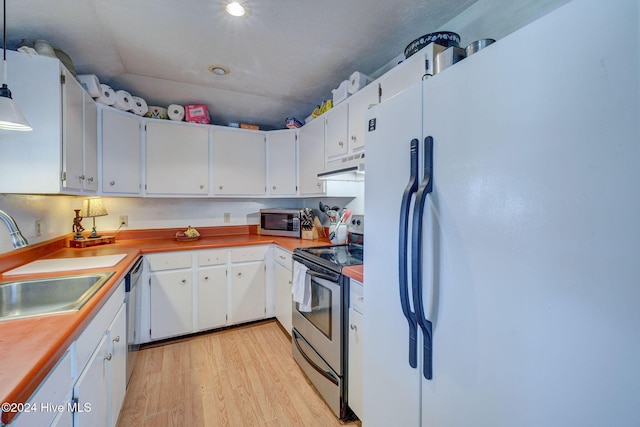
0;194;77;254
0;194;359;255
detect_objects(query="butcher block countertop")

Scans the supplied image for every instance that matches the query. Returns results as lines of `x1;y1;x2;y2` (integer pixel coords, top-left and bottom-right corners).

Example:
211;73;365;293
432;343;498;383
0;225;330;424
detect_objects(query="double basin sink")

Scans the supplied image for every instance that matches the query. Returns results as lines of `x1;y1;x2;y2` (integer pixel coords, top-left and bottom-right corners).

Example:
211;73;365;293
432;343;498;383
0;272;114;321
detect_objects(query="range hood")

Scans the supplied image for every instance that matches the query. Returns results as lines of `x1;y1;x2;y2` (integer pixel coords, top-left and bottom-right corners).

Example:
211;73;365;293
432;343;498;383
317;152;365;181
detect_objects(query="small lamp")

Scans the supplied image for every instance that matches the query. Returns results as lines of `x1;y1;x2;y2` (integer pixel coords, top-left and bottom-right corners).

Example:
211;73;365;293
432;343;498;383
80;197;108;238
0;0;31;131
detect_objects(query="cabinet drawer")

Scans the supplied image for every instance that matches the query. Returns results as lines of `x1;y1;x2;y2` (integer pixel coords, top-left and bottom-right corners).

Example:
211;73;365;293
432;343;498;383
274;247;292;269
197;249;228;266
230;245;268;263
147;252;192;271
76;280;125;372
350;279;364;315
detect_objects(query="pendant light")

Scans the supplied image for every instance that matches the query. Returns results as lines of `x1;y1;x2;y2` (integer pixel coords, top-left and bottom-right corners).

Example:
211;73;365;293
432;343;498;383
0;0;31;131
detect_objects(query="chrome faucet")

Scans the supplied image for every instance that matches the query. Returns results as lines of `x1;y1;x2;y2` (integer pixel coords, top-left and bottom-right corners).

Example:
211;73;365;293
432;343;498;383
0;209;28;249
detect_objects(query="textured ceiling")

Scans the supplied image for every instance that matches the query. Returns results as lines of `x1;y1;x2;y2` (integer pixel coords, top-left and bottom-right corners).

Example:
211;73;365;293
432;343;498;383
6;0;479;129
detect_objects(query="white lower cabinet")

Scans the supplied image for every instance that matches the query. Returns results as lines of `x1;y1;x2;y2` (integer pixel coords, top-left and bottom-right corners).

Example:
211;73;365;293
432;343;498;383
74;334;109;426
144;246;269;342
348;279;364;419
11;280;126;427
229;261;266;324
149;269;193;341
197;265;227;331
108;305;127;427
273;248;293;336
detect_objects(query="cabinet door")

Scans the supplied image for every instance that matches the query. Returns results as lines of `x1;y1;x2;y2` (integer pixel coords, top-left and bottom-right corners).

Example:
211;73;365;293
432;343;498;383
62;73;85;192
146;121;209;195
212;129;266;195
83;94;98;191
229;261;265;324
325;102;349;158
298;118;325;195
274;262;293;336
268;130;297;195
379;51;427;103
348;82;379;151
12;351;73;427
197;265;227;331
108;304;127;427
74;334;109;427
348;307;364;418
149;270;193;340
102;108;141;194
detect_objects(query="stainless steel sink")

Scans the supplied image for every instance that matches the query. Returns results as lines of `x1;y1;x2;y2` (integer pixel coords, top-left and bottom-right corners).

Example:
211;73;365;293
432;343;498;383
0;272;114;321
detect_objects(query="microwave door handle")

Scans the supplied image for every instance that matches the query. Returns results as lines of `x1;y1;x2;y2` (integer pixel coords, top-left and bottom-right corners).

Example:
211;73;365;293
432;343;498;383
399;138;420;369
411;136;434;380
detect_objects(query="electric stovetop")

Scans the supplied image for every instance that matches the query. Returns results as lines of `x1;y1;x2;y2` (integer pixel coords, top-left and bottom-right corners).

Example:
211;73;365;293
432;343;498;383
293;243;363;274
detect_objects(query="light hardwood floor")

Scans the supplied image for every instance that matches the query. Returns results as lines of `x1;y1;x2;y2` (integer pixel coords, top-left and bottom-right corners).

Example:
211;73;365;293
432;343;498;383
117;320;361;427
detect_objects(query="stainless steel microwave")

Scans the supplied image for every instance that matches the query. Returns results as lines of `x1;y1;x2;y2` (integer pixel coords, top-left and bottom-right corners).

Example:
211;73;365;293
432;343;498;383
259;209;301;238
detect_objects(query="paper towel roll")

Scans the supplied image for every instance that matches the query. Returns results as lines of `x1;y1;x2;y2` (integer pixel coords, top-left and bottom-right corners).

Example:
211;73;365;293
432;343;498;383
168;104;185;121
77;74;101;98
348;71;373;94
113;90;134;111
95;84;116;106
131;96;148;116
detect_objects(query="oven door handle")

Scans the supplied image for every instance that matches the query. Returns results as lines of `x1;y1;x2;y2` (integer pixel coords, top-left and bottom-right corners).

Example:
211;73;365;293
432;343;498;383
293;331;339;386
306;268;340;283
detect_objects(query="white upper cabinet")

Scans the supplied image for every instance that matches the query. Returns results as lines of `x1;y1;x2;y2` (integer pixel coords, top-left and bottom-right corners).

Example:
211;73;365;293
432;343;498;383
379;43;445;103
325;101;349;159
145;120;209;195
0;51;97;195
100;107;141;195
267;130;297;196
347;82;379;152
298;117;326;195
212;128;266;195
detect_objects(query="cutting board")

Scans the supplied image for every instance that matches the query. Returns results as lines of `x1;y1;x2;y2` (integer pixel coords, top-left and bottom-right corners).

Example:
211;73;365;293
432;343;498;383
3;254;127;276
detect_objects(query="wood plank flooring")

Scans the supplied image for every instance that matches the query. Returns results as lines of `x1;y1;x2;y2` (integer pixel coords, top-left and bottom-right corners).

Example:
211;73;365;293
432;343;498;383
117;320;361;427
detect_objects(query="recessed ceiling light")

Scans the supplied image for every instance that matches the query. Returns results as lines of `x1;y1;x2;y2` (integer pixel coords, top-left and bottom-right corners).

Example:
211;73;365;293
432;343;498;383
226;2;245;17
208;65;230;76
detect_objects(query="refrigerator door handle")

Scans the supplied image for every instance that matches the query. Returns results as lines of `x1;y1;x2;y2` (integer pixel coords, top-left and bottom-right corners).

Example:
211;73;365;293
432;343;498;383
399;138;420;369
411;136;434;380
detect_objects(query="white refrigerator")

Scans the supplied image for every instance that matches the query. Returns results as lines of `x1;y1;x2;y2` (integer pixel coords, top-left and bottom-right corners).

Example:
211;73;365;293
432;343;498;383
363;0;640;426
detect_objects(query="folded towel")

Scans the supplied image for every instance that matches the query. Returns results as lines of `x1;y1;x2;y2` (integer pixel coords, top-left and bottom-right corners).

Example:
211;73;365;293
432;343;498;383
292;261;312;312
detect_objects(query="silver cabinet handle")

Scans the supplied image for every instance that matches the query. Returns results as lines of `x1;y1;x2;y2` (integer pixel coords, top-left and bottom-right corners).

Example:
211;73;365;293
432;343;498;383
237;272;242;277
279;255;286;260
181;279;187;284
351;135;357;141
88;176;94;182
350;324;357;330
79;175;85;181
219;185;223;190
104;353;112;361
339;141;344;147
317;182;322;187
272;185;277;190
204;276;209;280
200;184;204;189
110;181;116;186
113;336;120;342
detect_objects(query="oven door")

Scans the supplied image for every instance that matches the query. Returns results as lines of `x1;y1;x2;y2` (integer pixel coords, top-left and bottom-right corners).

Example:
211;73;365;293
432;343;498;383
292;268;342;373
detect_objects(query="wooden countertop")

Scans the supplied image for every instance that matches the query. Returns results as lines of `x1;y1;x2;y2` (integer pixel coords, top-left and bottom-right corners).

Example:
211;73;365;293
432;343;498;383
342;265;363;283
0;226;329;424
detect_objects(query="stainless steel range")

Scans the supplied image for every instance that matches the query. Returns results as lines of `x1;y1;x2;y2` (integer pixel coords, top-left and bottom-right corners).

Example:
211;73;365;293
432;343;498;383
292;220;363;420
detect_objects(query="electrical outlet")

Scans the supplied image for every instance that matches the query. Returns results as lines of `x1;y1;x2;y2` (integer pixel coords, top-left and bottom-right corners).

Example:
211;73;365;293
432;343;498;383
224;213;231;223
35;220;42;237
119;215;128;227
